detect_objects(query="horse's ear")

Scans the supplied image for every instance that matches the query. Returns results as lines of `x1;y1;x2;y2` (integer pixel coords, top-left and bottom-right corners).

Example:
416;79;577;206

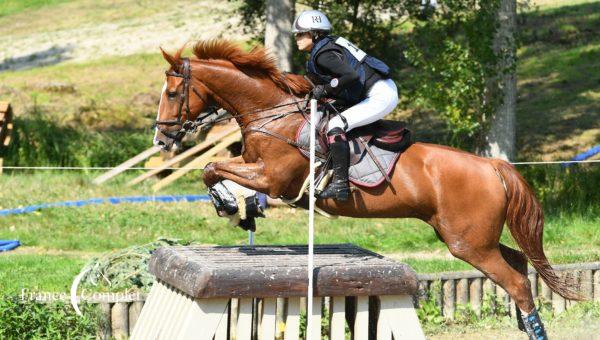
160;47;179;69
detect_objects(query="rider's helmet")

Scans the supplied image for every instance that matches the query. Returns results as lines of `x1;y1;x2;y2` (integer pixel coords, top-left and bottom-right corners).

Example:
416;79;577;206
292;10;332;34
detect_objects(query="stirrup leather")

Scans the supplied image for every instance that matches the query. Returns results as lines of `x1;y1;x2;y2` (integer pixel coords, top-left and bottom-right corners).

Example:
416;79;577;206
318;128;350;201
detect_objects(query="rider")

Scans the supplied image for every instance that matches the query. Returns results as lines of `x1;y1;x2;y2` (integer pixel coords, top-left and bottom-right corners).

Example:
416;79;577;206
292;10;399;201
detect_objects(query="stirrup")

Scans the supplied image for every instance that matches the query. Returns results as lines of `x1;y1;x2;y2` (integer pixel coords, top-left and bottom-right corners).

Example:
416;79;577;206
318;181;350;201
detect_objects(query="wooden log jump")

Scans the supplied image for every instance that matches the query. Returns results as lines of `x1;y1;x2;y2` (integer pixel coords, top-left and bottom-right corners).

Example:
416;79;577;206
92;146;161;185
127;124;239;187
26;261;600;335
0;101;13;145
0;101;13;174
131;244;425;340
151;130;241;192
93;117;239;187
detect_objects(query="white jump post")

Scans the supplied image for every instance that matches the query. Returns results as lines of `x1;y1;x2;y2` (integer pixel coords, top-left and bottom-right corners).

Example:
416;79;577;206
307;98;317;340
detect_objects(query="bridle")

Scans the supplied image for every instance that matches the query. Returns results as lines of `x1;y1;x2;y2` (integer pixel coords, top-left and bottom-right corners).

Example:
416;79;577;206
155;58;321;156
155;58;217;141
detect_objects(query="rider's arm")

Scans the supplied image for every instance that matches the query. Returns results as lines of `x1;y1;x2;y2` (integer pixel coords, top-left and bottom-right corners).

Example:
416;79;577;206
315;50;359;95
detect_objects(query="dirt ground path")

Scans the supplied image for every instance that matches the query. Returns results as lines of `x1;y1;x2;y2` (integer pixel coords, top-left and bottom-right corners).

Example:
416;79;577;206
430;326;600;339
9;246;100;258
0;0;246;71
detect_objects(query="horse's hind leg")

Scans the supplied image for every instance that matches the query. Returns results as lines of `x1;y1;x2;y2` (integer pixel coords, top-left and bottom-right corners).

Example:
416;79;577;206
499;243;530;330
442;233;545;338
500;243;533;331
432;216;535;314
429;166;536;315
447;243;535;313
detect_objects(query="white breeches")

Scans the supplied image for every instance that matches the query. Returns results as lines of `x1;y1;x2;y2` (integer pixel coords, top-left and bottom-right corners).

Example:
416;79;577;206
328;78;399;132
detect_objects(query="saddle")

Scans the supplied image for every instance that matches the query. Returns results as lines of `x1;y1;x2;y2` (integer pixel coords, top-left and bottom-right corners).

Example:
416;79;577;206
348;120;412;152
296;109;412;188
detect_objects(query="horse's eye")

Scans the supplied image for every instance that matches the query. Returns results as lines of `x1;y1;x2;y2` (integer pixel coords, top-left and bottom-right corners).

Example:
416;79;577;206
167;91;177;99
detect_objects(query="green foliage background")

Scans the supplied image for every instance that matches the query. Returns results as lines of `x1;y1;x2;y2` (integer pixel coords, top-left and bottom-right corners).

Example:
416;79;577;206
235;0;504;149
0;113;150;168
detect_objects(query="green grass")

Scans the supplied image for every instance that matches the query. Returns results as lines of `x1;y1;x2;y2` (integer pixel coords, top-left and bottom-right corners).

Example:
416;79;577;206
1;172;596;254
0;0;71;18
531;0;599;10
400;258;474;273
0;173;439;252
425;301;600;339
0;254;87;293
0;172;598;292
0;52;166;130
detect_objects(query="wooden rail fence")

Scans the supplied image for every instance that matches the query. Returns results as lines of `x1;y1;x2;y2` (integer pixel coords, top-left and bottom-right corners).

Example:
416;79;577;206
416;261;600;320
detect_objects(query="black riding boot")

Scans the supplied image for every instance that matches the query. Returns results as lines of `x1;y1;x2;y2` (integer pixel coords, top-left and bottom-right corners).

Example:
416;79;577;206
318;128;350;201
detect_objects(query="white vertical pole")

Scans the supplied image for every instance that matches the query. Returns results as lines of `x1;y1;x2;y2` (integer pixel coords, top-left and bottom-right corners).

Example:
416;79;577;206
307;99;317;340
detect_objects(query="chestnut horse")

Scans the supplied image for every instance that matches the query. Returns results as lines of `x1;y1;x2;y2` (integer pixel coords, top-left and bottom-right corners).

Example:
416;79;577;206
154;40;579;324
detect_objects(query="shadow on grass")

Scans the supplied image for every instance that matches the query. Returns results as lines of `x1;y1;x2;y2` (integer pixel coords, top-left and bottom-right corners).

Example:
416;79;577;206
519;1;600;52
0;45;73;72
516;1;600;159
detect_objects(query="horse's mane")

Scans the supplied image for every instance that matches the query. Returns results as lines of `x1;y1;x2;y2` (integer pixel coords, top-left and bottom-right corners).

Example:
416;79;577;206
189;40;312;97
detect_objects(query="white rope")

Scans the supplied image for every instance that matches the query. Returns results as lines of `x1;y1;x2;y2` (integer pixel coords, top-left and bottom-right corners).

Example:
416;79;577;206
1;158;598;171
511;159;600;165
0;166;207;170
306;99;317;340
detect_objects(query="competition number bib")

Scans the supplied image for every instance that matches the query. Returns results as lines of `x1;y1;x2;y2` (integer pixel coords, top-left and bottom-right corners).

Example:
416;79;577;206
334;37;367;62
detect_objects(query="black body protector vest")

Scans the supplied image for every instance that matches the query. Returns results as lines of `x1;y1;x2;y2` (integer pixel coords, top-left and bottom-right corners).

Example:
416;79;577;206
307;36;391;106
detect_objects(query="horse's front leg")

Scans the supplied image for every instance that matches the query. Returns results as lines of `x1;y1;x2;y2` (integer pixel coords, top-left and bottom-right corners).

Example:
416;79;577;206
203;159;287;197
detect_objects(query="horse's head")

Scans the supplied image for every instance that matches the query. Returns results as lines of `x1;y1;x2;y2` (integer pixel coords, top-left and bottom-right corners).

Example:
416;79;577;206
153;47;216;151
154;40;313;151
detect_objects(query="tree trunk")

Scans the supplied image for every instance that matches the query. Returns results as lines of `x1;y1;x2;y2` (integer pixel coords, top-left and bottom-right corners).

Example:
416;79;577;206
264;0;295;72
482;0;517;161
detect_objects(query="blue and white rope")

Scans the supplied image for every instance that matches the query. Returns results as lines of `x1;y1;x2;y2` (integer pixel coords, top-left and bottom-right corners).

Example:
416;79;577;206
0;195;210;217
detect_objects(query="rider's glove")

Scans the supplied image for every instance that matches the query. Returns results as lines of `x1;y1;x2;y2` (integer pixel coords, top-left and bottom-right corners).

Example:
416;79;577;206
312;85;328;100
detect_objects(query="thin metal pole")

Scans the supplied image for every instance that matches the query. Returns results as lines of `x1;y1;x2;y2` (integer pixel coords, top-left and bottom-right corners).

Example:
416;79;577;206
248;231;254;246
306;99;317;340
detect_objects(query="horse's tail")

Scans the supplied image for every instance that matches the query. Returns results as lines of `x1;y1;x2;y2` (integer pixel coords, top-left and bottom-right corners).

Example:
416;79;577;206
493;159;582;301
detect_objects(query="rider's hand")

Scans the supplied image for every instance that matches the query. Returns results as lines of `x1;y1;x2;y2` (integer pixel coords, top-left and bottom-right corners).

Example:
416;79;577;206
312;85;328;100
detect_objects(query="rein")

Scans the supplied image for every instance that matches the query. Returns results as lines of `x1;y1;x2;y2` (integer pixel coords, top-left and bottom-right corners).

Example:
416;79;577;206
155;59;320;156
241;74;325;157
202;99;310;130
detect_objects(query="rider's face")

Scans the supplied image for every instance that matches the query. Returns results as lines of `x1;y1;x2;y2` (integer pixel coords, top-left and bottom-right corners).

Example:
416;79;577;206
295;32;314;52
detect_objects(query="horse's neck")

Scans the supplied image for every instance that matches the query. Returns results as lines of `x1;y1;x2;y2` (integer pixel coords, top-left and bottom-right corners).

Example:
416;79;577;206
195;61;292;125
